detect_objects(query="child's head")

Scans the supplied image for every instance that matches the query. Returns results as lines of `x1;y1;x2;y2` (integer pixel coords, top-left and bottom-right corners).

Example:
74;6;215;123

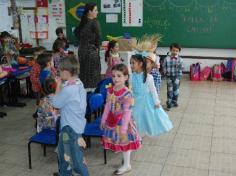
59;55;79;81
33;46;46;58
105;40;119;61
170;43;181;57
145;53;157;71
130;54;147;83
111;64;129;88
55;27;64;39
37;53;53;70
43;77;57;95
0;31;11;42
53;40;65;53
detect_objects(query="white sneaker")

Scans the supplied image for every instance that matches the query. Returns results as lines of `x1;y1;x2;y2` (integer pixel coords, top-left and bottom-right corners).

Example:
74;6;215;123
113;165;132;175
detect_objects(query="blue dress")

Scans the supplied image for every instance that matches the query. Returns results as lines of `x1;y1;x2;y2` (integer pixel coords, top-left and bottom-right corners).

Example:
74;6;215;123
131;72;173;136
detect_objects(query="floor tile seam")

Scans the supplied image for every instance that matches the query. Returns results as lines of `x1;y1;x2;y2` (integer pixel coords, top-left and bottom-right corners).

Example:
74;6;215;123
160;93;192;176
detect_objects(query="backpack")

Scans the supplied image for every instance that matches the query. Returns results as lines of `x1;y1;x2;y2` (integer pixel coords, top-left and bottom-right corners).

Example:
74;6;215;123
200;66;212;81
190;63;201;81
212;64;223;81
231;59;236;81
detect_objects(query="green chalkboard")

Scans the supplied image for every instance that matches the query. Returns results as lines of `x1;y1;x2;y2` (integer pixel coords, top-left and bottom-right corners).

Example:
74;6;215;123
65;0;236;48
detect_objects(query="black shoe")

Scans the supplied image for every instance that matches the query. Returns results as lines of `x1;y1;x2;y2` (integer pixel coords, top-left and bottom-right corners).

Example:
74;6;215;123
173;103;178;107
53;172;59;176
0;112;6;118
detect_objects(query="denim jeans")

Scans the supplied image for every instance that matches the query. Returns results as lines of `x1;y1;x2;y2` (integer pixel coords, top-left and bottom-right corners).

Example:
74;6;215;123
58;126;89;176
166;76;180;105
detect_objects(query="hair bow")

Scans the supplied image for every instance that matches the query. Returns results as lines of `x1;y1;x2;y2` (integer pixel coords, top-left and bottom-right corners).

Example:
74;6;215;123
134;51;148;59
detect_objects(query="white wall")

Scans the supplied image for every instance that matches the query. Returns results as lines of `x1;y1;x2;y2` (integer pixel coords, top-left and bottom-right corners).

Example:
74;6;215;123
157;47;236;71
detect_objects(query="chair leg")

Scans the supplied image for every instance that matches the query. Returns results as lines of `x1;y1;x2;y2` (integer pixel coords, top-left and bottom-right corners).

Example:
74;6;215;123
104;149;107;164
43;145;46;157
28;142;32;169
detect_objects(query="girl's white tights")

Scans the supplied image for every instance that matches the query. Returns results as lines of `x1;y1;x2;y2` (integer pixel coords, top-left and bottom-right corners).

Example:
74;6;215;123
119;151;131;171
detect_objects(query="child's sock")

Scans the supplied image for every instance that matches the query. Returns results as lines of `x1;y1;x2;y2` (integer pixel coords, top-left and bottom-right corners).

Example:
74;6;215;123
118;151;131;172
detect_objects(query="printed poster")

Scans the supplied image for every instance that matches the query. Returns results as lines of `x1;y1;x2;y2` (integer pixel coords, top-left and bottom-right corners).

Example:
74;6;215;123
49;0;66;27
101;0;121;13
122;0;143;27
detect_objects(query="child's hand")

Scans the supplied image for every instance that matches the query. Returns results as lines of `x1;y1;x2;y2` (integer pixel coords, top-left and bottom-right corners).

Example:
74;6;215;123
155;102;160;108
78;137;86;148
100;123;105;130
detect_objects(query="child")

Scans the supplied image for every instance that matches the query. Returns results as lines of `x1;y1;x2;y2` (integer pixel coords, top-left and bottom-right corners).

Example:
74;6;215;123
39;53;56;86
52;27;69;51
37;77;59;133
0;31;18;65
101;64;141;175
146;52;162;95
50;55;88;176
130;54;173;136
162;43;184;110
105;40;122;78
52;40;67;71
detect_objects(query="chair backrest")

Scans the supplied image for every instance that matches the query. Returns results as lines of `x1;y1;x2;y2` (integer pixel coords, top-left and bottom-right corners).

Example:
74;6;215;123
89;93;104;112
95;78;113;100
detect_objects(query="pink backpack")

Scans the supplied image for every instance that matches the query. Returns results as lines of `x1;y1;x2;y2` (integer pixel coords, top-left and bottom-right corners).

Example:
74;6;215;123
200;66;212;81
212;64;223;81
190;63;201;81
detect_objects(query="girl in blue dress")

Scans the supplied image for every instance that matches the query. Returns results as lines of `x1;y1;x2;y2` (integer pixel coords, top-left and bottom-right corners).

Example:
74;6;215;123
130;53;173;136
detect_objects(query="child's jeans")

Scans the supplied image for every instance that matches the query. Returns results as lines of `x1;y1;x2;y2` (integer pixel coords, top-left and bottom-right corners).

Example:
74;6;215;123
58;126;89;176
166;76;180;105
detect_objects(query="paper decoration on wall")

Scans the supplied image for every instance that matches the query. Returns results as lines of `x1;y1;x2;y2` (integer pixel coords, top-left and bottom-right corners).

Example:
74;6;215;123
122;0;143;27
36;0;48;7
68;2;85;21
49;0;66;27
33;7;49;39
101;0;121;13
106;14;118;23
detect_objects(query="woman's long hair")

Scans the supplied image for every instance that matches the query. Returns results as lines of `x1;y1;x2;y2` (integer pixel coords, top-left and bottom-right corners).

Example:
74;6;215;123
75;3;97;37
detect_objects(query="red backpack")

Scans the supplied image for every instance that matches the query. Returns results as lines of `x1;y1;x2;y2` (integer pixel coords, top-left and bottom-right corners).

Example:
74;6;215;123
212;64;223;81
190;63;201;81
200;66;212;81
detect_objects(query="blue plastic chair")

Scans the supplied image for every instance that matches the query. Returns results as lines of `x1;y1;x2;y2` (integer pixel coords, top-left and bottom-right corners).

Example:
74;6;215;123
28;119;60;169
83;93;107;164
94;78;113;101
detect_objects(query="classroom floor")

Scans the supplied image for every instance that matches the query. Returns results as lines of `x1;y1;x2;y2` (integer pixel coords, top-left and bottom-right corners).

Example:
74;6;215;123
0;75;236;176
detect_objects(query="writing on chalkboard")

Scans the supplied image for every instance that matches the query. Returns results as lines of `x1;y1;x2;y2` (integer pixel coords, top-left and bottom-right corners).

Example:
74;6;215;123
144;17;170;29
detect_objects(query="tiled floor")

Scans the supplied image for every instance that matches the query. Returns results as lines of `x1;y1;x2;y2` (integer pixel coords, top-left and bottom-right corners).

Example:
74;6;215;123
1;75;236;176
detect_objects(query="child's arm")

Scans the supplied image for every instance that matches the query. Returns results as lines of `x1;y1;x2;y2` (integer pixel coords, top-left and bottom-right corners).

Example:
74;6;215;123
147;74;160;107
50;79;69;109
101;101;110;126
179;58;184;71
162;57;167;75
120;93;133;134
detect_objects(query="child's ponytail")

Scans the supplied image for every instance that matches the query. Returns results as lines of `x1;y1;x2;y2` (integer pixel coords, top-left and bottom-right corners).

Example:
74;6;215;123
105;40;117;62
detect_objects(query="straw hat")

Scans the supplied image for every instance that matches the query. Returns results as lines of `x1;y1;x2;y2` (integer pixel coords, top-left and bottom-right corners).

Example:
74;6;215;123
146;52;156;63
132;34;162;53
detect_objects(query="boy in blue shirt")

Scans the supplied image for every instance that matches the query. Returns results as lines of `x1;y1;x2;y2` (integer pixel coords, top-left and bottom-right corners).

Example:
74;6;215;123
51;55;89;176
163;43;184;110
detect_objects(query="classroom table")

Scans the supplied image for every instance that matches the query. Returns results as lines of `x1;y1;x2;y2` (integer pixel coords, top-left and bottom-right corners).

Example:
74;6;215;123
1;66;32;107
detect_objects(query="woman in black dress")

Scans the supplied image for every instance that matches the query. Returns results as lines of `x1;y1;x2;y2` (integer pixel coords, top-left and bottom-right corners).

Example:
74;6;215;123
75;3;101;88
